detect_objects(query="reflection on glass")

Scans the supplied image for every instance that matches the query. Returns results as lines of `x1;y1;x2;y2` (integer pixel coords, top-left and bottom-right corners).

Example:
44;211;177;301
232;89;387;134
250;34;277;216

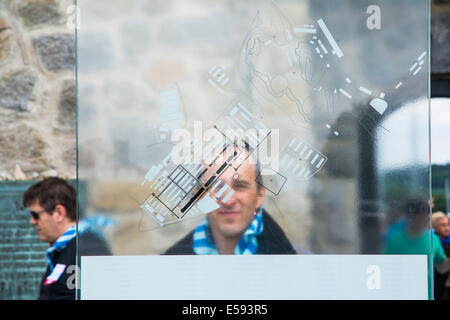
77;0;432;298
432;212;450;299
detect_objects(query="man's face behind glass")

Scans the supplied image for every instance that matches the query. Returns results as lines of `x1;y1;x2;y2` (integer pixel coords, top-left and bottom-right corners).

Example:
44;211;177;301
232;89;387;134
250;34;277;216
207;154;265;239
29;200;59;244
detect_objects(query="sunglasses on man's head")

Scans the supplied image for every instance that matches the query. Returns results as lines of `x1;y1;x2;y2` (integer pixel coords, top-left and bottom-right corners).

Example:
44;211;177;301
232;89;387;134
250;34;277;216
29;209;46;220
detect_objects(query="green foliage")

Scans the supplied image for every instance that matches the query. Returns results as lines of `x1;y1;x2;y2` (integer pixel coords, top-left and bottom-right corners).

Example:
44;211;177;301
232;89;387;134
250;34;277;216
431;164;450;190
379;164;450;212
433;190;447;213
380;166;428;207
431;164;450;213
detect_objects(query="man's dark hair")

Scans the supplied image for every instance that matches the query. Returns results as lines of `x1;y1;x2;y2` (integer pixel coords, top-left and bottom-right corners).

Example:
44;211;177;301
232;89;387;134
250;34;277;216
254;160;263;191
23;177;76;222
194;149;263;192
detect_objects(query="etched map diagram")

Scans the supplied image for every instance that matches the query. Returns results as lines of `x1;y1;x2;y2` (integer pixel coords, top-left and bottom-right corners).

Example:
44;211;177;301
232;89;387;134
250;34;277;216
137;0;427;229
239;2;426;132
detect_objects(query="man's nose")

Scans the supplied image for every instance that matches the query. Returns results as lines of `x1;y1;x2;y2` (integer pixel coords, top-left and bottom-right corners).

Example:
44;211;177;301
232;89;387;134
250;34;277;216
30;216;37;225
218;189;237;206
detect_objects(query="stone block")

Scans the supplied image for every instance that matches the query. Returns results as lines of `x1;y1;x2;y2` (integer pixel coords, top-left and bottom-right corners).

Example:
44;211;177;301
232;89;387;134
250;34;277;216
58;79;75;128
433;0;450;4
33;34;75;72
0;16;9;30
17;0;60;27
90;182;149;211
62;144;76;169
0;125;47;173
0;29;12;64
40;169;58;178
0;70;35;112
431;12;450;74
77;32;114;73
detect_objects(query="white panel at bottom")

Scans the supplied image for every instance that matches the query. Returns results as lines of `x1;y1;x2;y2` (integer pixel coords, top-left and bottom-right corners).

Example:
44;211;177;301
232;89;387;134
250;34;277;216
80;255;427;300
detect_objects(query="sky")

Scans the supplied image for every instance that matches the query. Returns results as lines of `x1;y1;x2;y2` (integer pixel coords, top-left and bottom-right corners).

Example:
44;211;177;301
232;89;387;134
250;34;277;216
377;97;450;170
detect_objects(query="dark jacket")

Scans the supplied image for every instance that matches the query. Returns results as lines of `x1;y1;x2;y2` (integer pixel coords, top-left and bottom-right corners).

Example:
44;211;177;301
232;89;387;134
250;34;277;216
38;237;76;300
38;231;111;300
164;210;298;255
434;239;450;300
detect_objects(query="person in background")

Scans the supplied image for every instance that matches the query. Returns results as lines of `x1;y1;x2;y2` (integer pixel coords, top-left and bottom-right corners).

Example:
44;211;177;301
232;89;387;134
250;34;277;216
23;177;111;300
383;200;449;299
432;211;450;300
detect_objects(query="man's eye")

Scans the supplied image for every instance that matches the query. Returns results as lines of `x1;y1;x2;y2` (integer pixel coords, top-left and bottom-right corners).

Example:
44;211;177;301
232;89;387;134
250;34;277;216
213;181;225;190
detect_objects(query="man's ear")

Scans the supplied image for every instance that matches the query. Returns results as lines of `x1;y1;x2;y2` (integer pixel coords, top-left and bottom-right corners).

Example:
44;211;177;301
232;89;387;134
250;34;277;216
53;204;68;223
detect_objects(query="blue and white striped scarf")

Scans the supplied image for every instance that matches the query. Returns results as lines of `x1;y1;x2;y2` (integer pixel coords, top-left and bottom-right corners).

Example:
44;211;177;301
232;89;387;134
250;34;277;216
193;208;264;255
46;225;76;272
45;217;115;272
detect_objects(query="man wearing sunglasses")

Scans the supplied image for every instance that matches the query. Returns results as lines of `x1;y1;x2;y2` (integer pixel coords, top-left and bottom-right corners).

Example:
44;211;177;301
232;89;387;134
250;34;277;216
23;177;78;300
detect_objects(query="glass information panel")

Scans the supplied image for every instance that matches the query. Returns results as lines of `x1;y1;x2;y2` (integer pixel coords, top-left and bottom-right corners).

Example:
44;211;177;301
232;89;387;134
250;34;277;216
77;0;432;299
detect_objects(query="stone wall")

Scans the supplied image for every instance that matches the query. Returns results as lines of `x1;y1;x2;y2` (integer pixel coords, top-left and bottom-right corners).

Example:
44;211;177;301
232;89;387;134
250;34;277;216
0;0;76;180
0;0;446;184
